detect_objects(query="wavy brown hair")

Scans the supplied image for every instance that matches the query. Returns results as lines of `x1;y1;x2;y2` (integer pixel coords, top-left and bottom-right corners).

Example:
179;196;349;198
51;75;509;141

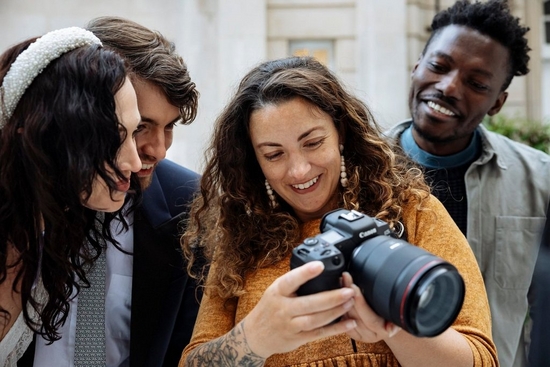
182;56;429;299
87;16;199;124
0;38;138;342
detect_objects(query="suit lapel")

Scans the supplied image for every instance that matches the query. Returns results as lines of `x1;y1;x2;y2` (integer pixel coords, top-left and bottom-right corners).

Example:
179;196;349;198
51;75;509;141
129;161;199;366
130;174;182;367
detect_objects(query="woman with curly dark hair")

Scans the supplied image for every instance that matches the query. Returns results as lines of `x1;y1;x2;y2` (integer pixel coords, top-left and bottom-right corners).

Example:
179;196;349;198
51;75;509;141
0;27;141;364
181;56;497;366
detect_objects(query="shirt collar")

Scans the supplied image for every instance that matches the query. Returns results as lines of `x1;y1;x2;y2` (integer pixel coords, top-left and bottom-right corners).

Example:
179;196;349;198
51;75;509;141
400;124;481;169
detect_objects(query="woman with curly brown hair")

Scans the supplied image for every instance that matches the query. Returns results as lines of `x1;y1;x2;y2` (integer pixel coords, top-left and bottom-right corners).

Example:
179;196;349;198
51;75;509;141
180;56;497;366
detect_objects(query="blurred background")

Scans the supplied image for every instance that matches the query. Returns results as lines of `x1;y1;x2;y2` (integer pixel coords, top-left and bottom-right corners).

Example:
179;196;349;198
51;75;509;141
1;0;549;172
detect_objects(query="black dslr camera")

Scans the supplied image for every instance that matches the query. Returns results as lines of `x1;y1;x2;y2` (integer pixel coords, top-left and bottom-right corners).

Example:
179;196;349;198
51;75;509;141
290;209;465;337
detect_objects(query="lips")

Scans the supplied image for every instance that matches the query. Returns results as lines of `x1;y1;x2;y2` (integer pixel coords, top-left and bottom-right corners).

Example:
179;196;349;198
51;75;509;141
427;101;456;116
116;179;131;192
138;163;155;177
422;97;461;120
292;176;319;190
290;175;320;194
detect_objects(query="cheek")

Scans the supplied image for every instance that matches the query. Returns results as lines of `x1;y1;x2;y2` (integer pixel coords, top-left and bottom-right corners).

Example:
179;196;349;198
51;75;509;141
412;68;433;89
258;161;286;185
330;156;343;180
253;150;272;179
88;178;109;204
135;136;147;152
165;131;174;149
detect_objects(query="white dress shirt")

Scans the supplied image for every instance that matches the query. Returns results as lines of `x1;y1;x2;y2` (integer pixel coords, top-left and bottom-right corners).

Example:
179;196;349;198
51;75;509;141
34;214;134;367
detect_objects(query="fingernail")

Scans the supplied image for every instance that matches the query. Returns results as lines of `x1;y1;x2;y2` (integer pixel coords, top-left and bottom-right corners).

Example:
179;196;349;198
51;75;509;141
343;298;355;310
341;272;351;287
309;261;324;271
341;288;355;298
345;320;357;329
388;325;402;338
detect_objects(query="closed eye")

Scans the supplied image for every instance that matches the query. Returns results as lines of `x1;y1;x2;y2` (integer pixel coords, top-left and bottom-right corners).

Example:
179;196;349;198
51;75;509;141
469;80;489;91
264;152;283;161
135;123;146;134
305;138;325;149
428;62;446;73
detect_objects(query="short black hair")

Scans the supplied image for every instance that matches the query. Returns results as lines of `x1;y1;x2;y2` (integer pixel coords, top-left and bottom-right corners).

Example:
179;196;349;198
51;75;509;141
424;0;530;90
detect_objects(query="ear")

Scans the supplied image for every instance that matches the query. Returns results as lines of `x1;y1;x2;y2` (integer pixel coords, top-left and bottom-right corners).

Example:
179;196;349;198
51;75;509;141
337;128;346;146
487;91;508;116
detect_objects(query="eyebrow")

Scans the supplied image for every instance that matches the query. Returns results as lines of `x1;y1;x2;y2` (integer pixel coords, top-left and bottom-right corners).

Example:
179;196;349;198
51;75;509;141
432;51;494;78
140;115;182;125
256;127;320;149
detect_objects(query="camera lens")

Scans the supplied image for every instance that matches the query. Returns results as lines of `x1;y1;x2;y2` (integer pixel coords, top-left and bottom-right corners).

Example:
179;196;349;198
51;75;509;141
349;236;465;337
418;283;435;309
408;264;465;336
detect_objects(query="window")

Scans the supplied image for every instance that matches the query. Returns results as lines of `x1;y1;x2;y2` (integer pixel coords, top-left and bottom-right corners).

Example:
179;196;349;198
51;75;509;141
289;40;334;69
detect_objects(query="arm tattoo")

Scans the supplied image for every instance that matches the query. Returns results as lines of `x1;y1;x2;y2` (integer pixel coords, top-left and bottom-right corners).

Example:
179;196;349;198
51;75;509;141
185;320;266;367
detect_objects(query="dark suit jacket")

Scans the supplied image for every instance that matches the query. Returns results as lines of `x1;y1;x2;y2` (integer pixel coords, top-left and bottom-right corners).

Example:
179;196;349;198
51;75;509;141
130;159;201;367
18;159;202;367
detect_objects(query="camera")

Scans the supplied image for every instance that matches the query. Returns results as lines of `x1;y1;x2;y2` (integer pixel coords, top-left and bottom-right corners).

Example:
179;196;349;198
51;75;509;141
290;209;465;337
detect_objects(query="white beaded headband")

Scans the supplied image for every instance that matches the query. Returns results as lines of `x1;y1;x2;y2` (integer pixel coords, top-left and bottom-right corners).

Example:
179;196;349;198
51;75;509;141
0;27;102;129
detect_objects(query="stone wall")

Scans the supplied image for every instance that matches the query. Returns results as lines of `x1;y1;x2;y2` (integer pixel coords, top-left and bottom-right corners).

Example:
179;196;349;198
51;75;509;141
0;0;546;171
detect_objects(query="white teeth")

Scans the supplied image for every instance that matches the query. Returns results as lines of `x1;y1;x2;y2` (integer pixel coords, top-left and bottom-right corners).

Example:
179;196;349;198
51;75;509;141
141;163;154;170
292;176;318;190
427;101;455;116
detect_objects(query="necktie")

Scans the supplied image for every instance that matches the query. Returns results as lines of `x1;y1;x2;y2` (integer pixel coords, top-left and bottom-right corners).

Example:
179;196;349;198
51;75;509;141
74;248;106;366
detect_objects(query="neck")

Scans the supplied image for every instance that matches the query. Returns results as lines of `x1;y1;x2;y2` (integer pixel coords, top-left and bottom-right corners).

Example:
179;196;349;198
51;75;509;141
400;125;481;169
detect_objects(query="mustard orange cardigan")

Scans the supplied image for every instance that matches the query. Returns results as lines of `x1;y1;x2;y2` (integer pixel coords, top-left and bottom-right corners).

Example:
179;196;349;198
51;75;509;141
181;195;498;366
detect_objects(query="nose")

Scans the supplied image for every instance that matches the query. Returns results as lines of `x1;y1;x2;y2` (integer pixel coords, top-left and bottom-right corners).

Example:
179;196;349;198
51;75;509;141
287;154;311;180
436;71;462;99
139;129;167;161
119;138;141;173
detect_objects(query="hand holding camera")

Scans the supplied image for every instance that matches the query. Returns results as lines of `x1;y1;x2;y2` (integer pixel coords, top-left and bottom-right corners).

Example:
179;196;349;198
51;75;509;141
290;209;465;337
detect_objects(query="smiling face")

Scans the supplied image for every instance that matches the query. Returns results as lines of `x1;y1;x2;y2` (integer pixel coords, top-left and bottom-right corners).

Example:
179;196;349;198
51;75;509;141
249;97;342;222
83;77;141;212
409;25;510;155
132;78;181;188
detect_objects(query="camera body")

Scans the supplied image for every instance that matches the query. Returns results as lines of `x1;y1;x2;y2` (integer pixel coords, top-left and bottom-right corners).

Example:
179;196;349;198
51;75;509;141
290;210;394;295
290;209;465;337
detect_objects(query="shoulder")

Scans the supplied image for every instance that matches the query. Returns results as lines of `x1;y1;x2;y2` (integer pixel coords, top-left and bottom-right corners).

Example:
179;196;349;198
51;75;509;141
154;159;200;198
400;194;461;245
142;160;200;220
383;119;412;139
481;127;550;167
155;159;200;184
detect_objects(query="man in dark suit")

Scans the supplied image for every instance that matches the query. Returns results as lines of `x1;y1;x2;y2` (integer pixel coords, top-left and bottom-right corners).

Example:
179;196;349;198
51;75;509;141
89;16;202;367
131;159;200;366
19;17;202;367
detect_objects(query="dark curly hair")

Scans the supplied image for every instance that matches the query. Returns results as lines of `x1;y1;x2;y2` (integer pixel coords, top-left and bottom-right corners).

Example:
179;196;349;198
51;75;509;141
424;0;530;91
182;56;429;299
0;38;139;342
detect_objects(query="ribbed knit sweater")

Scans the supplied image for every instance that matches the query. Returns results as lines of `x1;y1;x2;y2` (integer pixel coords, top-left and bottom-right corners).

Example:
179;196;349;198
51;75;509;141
181;195;497;366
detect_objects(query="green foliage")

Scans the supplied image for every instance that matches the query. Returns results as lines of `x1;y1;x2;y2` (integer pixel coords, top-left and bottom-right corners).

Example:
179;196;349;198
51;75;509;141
483;114;550;153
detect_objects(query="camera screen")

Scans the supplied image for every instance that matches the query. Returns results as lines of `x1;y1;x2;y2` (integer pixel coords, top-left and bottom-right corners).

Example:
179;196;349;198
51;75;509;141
319;230;344;243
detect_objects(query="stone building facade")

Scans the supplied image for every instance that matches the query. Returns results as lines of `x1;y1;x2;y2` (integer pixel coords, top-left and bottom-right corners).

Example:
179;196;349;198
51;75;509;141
0;0;548;171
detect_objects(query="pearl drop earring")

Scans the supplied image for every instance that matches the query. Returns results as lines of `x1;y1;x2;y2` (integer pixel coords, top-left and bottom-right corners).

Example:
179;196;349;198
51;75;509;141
265;179;277;208
340;144;348;188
